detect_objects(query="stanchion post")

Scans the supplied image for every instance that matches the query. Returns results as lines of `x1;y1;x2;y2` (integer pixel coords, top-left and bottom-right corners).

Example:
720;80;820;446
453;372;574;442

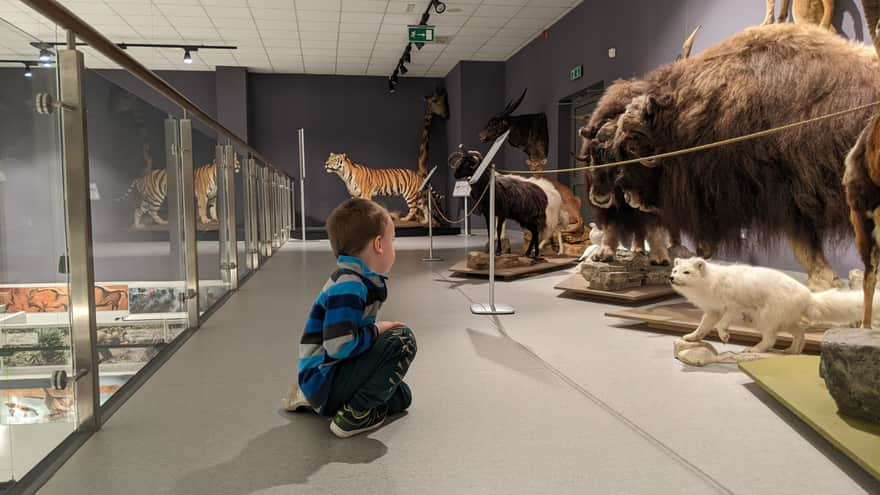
471;164;514;315
298;128;307;242
420;166;442;262
462;195;471;236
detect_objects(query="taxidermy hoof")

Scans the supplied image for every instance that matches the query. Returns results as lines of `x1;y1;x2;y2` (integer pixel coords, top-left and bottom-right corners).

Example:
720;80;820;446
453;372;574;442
682;332;700;342
649;256;671;267
718;329;730;344
591;246;616;262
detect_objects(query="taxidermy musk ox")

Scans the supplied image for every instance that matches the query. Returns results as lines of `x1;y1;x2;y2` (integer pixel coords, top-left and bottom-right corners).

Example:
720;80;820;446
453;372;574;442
580;23;880;290
479;89;550;171
450;148;560;258
578;79;678;265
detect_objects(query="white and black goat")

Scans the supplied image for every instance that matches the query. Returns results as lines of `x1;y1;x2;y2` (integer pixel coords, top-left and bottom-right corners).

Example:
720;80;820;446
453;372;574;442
450;148;561;258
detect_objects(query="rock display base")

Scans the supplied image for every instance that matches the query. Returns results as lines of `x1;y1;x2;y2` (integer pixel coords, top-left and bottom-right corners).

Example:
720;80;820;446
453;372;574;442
578;249;672;292
522;227;590;257
820;328;880;424
466;251;537;270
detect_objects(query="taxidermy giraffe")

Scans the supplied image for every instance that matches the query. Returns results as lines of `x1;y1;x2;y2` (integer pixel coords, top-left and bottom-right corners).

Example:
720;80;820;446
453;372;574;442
763;0;835;31
417;88;450;177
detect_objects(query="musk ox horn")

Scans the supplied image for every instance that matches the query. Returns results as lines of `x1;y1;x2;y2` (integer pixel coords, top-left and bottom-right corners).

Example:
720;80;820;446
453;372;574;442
682;25;701;59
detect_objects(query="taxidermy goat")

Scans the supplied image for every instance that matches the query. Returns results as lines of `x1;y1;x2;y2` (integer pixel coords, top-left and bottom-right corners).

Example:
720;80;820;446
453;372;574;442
670;258;880;353
479;89;550;171
763;0;835;31
450;147;561;258
581;23;880;290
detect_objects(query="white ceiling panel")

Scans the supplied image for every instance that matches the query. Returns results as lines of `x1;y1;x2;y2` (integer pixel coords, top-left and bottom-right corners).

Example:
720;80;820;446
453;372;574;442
26;0;583;75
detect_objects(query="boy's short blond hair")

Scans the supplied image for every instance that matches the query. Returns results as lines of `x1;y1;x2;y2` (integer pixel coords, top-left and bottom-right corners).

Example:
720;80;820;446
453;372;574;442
326;198;389;257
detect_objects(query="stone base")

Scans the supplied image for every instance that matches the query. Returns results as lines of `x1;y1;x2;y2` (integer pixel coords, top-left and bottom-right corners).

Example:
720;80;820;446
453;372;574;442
820;328;880;424
466;251;538;270
578;249;672;292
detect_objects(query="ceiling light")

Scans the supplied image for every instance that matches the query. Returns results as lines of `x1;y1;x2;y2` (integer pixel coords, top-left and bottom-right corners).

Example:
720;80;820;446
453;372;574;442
399;63;408;75
391;72;399;84
38;48;52;63
40;59;53;68
388;78;396;93
23;63;32;78
183;48;193;64
433;1;446;14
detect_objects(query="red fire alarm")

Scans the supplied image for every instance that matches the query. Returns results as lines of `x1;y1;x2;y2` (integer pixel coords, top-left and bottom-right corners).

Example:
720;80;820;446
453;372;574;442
541;30;549;39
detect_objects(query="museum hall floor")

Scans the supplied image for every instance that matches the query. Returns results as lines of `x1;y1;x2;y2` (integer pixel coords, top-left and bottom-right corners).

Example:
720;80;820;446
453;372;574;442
36;236;880;494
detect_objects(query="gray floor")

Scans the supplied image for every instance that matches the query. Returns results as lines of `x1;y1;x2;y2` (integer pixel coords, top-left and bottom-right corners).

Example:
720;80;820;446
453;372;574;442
37;236;880;495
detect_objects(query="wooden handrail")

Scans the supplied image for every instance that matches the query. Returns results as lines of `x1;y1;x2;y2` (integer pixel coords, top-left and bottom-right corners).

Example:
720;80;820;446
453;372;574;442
19;0;290;177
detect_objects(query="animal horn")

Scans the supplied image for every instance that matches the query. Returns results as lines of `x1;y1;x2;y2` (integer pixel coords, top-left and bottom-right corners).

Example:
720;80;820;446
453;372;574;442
503;88;528;116
570;151;590;162
682;25;700;59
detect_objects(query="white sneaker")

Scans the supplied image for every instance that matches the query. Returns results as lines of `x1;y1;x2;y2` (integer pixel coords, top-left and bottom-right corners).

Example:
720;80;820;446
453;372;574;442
283;385;314;413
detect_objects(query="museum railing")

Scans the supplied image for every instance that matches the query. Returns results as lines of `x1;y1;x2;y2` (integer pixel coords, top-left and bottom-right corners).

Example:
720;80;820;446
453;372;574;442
0;1;297;492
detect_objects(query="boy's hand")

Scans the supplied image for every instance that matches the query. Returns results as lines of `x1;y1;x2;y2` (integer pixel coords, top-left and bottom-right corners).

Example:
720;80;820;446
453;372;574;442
376;321;407;334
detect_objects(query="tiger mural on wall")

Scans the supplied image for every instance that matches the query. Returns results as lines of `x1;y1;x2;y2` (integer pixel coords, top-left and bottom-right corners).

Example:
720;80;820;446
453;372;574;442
117;156;239;228
325;152;428;222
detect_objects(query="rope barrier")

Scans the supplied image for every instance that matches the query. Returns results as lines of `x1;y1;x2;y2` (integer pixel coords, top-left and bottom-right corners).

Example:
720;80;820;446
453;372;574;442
432;179;491;225
498;99;880;175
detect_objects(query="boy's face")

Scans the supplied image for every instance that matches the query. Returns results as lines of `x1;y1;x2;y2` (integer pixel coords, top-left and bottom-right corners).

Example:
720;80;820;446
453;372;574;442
371;214;396;274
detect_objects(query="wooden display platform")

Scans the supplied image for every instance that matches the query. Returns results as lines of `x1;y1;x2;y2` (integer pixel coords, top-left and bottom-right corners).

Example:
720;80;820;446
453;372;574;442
606;302;825;353
448;256;578;281
554;273;677;303
740;356;880;481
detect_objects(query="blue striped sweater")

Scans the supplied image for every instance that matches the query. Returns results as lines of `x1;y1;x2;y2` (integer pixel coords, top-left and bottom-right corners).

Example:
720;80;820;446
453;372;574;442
298;255;388;411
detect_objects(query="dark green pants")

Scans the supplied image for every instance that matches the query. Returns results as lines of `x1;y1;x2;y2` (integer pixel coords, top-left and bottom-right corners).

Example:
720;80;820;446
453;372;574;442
324;326;417;416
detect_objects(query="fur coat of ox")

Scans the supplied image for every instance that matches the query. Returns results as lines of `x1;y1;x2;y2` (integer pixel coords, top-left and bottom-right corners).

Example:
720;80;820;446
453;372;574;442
582;23;880;290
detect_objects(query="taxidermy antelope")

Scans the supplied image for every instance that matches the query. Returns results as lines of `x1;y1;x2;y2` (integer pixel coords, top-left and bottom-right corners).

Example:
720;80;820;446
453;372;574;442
478;89;550;172
763;0;835;31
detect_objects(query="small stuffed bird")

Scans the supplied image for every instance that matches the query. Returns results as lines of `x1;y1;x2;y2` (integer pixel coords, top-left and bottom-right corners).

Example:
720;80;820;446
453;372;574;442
580;223;605;260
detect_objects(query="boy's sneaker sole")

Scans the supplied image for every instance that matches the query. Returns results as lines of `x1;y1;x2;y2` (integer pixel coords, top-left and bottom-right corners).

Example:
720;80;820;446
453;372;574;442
283;386;314;413
330;417;385;438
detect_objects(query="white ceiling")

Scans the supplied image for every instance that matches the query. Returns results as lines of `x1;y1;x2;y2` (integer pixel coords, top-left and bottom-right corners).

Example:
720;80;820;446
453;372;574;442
0;0;581;77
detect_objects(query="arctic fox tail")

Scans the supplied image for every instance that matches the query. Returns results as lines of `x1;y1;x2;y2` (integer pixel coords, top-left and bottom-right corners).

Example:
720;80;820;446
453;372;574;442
805;289;880;327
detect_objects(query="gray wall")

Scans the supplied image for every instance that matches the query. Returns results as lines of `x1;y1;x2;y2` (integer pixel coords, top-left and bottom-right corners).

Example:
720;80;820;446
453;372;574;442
248;74;449;226
502;0;873;274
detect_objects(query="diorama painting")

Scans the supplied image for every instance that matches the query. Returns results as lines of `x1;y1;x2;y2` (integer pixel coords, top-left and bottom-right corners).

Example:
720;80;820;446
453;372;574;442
0;285;129;313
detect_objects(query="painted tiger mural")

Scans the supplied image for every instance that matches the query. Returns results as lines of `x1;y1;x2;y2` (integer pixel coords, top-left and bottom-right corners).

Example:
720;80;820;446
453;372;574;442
117;156;239;227
325;152;428;222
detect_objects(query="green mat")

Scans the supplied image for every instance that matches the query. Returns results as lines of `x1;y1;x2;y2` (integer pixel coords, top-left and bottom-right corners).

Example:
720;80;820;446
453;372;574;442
740;356;880;481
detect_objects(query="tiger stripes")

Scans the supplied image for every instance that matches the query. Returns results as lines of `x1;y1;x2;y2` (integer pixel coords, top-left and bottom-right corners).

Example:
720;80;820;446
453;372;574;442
117;160;221;227
325;153;425;222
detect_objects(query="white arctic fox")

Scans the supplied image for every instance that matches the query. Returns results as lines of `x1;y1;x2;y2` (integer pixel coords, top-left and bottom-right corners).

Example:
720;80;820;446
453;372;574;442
669;257;877;353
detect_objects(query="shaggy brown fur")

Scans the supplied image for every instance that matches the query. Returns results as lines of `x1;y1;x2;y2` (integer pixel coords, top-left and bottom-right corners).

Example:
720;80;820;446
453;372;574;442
592;23;880;289
842;119;880;326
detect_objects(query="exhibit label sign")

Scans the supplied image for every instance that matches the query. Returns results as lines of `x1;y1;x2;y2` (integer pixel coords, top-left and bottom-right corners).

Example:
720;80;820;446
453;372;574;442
453;180;471;197
408;25;435;43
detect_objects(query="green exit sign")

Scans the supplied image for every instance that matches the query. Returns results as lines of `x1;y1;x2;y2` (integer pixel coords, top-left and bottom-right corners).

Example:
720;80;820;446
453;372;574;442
408;25;435;43
570;65;583;81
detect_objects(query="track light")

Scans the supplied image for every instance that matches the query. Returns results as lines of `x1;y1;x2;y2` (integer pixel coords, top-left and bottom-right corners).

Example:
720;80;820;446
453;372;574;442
403;47;412;63
391;71;399;84
398;63;408;75
183;48;193;64
433;0;446;14
388;78;396;94
38;48;51;63
23;63;32;78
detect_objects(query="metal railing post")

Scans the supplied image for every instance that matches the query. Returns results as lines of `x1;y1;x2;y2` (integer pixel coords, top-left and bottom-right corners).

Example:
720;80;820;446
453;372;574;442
179;119;200;328
58;44;100;431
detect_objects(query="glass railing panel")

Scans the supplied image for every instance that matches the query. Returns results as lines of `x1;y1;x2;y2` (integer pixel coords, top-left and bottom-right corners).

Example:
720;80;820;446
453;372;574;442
82;61;188;404
191;126;231;315
235;151;251;281
0;13;74;485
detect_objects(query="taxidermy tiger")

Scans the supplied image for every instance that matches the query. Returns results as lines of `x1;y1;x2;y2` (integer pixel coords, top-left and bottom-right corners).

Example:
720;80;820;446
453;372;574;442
325;152;428;222
117;156;239;227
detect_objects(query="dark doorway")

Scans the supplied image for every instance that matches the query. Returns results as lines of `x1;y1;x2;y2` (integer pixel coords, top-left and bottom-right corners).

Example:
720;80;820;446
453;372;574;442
557;80;604;222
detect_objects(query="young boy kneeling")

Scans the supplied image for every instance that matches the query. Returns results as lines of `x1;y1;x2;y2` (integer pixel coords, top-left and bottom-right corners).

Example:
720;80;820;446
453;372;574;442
286;198;417;438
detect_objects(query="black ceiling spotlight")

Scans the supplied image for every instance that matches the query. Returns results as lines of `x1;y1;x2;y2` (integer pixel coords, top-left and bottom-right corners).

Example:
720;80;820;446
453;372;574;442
183;48;194;64
398;63;408;75
23;62;32;78
31;41;235;66
432;0;446;14
391;70;399;84
0;59;41;78
403;44;412;63
388;78;396;94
